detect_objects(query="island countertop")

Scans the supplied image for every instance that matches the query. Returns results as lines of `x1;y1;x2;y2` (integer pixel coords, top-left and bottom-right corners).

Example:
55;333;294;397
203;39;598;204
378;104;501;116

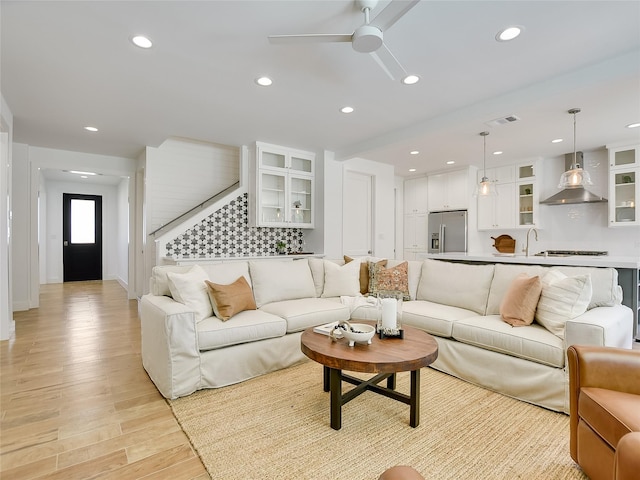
421;252;640;269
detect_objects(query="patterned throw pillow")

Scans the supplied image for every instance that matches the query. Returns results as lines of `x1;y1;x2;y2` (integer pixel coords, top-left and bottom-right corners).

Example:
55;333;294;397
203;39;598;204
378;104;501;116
368;261;410;301
344;255;387;294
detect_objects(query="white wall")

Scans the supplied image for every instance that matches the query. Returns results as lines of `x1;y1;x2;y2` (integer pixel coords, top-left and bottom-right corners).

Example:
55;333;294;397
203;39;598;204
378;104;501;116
321;154;396;259
10;143;30;310
1;93;14;340
117;178;130;288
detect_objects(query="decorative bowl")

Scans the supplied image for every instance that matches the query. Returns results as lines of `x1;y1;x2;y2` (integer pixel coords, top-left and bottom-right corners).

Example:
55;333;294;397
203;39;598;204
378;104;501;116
330;321;376;347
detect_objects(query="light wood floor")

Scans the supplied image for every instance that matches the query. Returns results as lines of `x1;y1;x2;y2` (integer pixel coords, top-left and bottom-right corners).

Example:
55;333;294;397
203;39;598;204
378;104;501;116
0;281;209;480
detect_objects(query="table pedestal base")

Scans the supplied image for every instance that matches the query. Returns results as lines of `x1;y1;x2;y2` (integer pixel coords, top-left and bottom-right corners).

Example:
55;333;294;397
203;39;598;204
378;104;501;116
322;366;421;430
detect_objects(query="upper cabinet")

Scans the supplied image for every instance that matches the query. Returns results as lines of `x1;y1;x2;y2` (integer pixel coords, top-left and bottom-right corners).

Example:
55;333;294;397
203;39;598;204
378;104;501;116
476;160;541;230
250;142;315;228
404;176;429;214
428;169;470;212
608;145;639;226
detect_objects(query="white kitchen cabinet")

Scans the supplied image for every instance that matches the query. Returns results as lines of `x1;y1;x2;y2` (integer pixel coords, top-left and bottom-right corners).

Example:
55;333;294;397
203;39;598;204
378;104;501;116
404;176;429;214
251;142;315;228
403;213;428;250
515;160;540;228
477;165;515;185
477;182;516;230
608;145;639;226
428;169;470;211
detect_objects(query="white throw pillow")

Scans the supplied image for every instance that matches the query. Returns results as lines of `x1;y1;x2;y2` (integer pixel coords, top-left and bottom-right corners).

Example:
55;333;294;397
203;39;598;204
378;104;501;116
167;265;213;322
321;259;361;298
249;259;316;307
535;270;592;338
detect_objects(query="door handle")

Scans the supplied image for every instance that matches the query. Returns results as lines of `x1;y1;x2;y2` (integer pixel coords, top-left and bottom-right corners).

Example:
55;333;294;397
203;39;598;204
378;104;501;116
63;241;68;246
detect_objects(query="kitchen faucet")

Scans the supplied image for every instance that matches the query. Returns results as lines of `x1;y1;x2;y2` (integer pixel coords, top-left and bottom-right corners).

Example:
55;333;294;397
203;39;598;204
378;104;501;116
525;227;538;257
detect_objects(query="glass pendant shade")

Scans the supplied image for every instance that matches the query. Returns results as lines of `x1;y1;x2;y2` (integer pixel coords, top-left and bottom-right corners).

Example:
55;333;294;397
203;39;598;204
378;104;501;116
558;108;592;188
474;131;497;197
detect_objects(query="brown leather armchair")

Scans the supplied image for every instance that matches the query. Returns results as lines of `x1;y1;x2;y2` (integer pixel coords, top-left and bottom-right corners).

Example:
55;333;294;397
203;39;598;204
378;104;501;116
568;345;640;480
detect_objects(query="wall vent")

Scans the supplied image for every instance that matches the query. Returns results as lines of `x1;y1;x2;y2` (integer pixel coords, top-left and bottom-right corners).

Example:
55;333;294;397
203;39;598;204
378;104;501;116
485;114;521;127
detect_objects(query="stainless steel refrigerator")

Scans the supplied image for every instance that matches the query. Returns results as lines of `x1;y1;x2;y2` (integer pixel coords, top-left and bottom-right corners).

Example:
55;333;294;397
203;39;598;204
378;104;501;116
427;210;468;253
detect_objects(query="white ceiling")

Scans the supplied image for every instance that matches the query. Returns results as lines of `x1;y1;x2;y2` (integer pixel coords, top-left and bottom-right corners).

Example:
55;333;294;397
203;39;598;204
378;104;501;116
2;0;640;178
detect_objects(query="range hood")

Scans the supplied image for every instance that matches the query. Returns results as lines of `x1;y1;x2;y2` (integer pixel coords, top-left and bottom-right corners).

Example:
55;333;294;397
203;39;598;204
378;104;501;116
540;152;607;205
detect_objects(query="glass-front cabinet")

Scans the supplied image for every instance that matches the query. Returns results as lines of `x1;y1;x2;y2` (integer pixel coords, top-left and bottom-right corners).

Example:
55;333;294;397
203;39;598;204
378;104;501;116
516;160;539;228
252;142;315;228
608;145;639;226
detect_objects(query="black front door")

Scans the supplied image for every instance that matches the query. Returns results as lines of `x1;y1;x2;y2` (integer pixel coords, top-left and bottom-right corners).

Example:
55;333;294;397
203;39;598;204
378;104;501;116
63;193;103;282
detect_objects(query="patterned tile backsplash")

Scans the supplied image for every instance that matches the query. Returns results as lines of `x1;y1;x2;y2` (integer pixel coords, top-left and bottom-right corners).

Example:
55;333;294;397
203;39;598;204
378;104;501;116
165;193;304;258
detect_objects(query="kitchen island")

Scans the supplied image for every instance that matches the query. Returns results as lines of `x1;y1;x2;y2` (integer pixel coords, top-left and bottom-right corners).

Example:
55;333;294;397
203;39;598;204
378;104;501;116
421;252;640;341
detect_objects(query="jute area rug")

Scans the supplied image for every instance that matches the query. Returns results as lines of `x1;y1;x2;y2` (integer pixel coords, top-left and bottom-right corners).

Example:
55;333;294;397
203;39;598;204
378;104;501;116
168;361;587;480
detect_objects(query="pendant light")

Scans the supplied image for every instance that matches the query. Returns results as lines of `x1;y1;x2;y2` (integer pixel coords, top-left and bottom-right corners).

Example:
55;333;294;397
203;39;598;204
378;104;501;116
558;108;593;188
474;131;497;196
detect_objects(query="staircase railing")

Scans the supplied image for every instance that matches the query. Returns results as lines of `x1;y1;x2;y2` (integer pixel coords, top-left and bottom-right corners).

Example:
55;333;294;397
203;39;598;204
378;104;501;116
149;181;240;237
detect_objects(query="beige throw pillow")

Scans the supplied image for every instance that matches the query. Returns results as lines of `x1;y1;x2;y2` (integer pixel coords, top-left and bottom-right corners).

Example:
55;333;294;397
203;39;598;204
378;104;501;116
205;276;256;321
166;265;213;322
535;270;592;338
321;259;361;297
499;273;542;326
344;255;387;294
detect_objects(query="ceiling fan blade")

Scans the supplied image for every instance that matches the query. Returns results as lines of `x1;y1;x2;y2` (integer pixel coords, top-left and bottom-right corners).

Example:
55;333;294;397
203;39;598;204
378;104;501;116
268;33;353;44
370;43;407;80
371;0;420;32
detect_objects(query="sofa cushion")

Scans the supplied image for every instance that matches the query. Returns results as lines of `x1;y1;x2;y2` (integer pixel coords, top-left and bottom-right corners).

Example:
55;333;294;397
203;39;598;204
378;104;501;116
486;263;546;315
166;265;213;322
536;270;592;338
369;261;410;300
402;300;481;338
500;273;542;327
259;298;350;333
321;259;361;297
553;266;622;309
197;310;287;351
452;315;565;368
205;276;256;321
417;259;494;315
249;259;316;308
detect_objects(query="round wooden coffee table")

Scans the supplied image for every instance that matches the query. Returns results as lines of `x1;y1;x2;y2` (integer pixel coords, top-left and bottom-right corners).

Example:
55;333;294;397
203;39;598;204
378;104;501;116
301;321;438;430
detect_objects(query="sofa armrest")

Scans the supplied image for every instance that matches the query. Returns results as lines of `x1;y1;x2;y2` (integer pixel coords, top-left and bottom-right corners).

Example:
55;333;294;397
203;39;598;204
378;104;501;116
564;305;634;350
140;294;201;399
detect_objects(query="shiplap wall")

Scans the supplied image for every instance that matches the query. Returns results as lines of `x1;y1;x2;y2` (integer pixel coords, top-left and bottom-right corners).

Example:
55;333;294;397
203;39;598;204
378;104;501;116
146;138;240;231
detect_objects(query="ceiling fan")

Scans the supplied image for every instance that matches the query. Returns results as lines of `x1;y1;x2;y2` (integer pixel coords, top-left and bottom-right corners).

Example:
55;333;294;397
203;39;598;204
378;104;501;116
268;0;420;82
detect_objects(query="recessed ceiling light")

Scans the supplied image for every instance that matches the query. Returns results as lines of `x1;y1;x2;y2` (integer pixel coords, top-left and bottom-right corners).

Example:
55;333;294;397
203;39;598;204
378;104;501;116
446;161;455;165
551;138;563;143
409;168;416;172
626;122;640;129
402;75;420;85
84;126;98;132
68;170;98;176
496;26;522;42
493;151;503;155
80;176;88;179
132;35;153;49
410;150;419;155
255;76;273;87
340;106;354;114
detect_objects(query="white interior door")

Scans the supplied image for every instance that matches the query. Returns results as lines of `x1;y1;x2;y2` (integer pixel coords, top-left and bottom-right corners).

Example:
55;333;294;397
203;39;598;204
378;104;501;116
343;170;373;257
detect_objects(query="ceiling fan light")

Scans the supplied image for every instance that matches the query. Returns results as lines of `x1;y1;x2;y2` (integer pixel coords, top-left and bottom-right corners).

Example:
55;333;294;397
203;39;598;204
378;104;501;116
352;25;383;53
402;74;419;85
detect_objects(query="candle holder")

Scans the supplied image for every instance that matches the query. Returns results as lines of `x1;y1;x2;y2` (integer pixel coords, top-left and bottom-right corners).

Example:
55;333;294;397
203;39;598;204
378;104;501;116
376;292;404;339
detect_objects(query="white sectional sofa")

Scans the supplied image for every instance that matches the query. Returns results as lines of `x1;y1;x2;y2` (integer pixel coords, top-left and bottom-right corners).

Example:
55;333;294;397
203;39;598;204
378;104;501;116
140;257;633;413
